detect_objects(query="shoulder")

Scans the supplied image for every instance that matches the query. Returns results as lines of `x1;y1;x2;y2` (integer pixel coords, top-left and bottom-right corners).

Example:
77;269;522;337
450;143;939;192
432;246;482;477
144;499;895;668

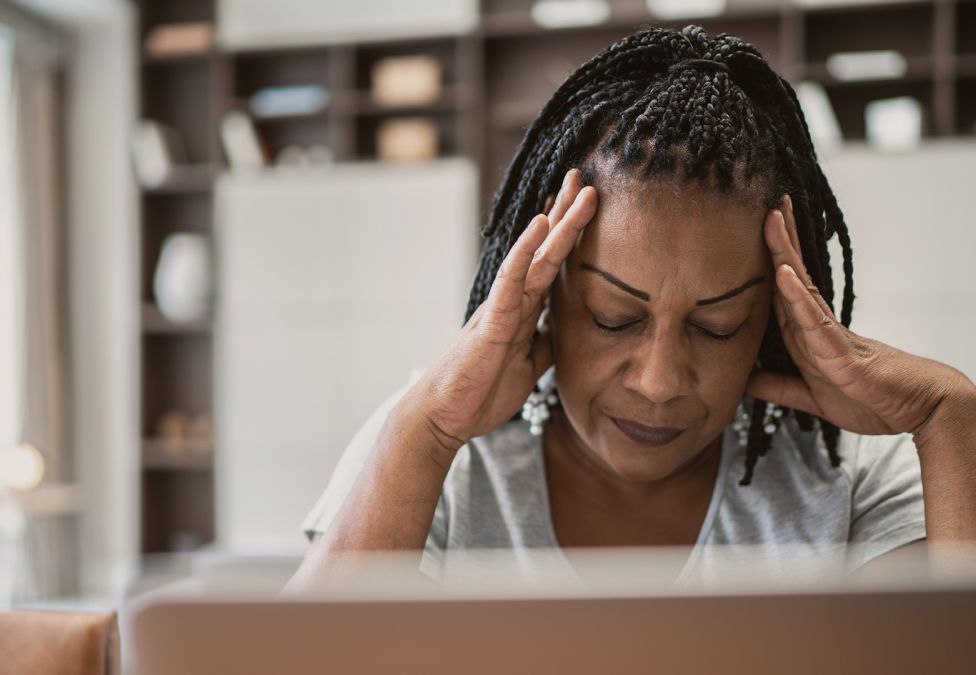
443;419;546;505
432;419;554;551
712;415;925;553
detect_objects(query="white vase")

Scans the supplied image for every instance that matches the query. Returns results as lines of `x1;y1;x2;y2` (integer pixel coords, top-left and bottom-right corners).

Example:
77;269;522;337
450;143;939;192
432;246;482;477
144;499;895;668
153;233;212;322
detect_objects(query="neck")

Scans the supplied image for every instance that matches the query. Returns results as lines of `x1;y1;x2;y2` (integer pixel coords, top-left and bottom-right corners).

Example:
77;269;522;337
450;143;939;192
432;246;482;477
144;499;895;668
543;407;723;512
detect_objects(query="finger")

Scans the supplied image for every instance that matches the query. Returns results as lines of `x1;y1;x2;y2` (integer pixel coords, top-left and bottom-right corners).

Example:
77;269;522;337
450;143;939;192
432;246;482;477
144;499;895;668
543;193;556;214
781;194;802;258
765;207;809;284
745;371;822;418
776;263;849;361
486;214;549;319
547;168;583;230
766;208;836;321
524;185;598;298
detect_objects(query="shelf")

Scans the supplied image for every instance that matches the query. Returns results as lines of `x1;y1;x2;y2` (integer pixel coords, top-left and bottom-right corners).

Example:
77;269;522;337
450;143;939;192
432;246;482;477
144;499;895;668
141;303;213;335
143;439;214;471
142;49;215;66
345;88;464;116
141;165;216;194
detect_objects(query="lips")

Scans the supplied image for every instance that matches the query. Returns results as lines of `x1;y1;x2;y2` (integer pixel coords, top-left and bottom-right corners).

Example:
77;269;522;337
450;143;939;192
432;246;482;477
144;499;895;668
611;417;686;447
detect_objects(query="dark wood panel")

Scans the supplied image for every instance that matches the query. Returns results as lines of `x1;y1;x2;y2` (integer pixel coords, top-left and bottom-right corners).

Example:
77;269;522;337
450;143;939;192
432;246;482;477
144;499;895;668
141;58;215;163
823;79;934;140
141;471;215;553
141;334;213;439
956;76;976;134
804;2;934;62
232;47;330;98
139;0;214;39
959;0;976;56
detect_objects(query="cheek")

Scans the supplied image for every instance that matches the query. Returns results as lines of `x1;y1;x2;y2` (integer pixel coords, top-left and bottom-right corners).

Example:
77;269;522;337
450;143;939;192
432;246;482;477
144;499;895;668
550;298;619;401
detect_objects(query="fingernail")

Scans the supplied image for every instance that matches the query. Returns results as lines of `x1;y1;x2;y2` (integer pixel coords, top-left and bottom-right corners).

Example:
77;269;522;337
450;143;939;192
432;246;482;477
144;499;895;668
784;194;793;211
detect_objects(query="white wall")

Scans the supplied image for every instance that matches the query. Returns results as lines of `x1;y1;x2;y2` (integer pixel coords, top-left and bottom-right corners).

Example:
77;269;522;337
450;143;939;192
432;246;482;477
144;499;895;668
59;2;139;598
822;141;976;381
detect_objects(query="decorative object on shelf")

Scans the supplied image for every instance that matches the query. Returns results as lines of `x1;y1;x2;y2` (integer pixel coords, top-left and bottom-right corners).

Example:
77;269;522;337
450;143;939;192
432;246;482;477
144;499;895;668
276;144;335;167
249;85;329;119
795;81;842;153
220;110;267;171
376;117;439;162
156;411;189;447
153;233;212;322
129;120;185;188
150;411;212;457
826;50;906;82
371;56;443;107
865;96;922;152
144;22;214;58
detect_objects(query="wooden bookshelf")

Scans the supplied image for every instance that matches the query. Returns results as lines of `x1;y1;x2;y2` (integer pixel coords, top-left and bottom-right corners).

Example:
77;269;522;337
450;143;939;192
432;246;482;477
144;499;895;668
135;0;976;557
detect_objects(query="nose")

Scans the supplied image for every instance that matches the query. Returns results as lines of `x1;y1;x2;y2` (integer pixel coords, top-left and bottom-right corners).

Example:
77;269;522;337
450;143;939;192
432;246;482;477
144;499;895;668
620;321;694;404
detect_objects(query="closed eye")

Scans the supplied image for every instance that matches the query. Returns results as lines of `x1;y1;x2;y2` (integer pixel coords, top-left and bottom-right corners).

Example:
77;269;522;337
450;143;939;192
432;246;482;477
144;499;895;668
591;315;640;333
691;324;740;341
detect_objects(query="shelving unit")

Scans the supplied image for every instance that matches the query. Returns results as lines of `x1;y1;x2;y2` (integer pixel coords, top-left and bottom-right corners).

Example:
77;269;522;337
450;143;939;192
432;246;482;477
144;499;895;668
134;0;976;558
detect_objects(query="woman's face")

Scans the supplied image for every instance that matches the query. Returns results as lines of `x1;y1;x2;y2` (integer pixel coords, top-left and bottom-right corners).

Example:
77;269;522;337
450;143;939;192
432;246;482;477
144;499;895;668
549;169;773;484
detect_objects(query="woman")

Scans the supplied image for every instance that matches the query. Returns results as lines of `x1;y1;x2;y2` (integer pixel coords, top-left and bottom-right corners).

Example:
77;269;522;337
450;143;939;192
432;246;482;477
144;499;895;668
287;25;975;587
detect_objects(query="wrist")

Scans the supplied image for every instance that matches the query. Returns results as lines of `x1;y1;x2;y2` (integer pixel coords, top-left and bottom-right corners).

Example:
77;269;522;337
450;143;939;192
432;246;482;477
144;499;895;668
389;386;465;471
912;374;976;454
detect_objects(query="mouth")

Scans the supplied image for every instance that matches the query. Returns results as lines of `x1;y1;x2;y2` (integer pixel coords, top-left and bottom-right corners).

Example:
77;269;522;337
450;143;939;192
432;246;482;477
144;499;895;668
611;417;686;447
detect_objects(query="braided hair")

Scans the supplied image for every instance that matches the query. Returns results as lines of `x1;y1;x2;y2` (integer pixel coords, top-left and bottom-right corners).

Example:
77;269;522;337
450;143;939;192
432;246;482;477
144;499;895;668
464;25;855;486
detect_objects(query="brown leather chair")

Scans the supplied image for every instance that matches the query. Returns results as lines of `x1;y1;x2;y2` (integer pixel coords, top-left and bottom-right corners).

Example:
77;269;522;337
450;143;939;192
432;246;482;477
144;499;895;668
0;610;120;675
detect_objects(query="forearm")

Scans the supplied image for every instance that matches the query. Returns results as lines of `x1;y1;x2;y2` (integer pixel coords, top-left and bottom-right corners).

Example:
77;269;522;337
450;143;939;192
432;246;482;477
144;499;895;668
284;391;459;593
913;378;976;541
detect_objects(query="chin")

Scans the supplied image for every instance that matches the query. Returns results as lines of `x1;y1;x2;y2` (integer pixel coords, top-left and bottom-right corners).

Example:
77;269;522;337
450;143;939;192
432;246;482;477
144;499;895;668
597;441;690;484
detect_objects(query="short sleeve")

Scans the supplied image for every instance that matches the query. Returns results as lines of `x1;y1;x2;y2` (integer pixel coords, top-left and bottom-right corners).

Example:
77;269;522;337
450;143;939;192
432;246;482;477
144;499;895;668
846;432;927;570
419;492;449;580
300;370;423;540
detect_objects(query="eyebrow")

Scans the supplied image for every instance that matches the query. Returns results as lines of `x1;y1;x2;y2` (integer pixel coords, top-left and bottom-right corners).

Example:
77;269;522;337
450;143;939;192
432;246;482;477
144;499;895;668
579;262;764;306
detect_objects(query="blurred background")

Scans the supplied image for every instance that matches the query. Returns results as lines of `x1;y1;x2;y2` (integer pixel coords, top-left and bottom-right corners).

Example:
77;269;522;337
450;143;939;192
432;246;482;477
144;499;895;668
0;0;974;609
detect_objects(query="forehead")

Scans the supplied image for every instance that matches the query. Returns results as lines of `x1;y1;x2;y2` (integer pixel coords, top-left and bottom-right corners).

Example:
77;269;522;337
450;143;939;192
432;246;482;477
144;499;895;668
572;172;768;294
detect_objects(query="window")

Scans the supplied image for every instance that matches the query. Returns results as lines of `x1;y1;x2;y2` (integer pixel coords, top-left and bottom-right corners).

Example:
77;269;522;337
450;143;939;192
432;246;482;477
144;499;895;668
0;25;21;456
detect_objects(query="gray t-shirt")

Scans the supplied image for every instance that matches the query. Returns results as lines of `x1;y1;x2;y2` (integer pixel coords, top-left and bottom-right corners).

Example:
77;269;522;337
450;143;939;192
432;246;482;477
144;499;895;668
302;383;926;582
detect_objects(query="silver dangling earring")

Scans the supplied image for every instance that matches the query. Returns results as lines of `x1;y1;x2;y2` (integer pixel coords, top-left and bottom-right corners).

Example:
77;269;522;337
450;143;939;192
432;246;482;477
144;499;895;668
522;301;557;436
522;366;558;436
762;401;783;435
731;400;784;448
732;402;751;448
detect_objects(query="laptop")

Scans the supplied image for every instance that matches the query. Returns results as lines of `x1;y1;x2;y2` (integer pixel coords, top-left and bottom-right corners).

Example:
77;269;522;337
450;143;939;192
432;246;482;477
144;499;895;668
130;546;976;675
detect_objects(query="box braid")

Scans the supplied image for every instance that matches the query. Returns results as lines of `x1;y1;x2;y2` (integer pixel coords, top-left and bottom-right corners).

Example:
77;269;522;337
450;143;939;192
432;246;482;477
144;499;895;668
465;25;855;486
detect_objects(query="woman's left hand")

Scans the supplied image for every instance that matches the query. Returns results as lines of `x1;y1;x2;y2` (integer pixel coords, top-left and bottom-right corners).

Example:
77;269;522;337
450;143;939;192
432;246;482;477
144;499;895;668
746;195;973;437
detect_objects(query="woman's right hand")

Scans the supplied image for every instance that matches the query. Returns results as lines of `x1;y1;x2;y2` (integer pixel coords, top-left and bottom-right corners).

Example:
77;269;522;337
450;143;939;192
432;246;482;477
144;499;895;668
403;169;598;458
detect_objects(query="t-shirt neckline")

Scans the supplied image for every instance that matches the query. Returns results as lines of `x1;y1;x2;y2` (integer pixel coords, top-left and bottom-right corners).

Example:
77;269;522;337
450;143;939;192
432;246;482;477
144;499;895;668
531;423;733;583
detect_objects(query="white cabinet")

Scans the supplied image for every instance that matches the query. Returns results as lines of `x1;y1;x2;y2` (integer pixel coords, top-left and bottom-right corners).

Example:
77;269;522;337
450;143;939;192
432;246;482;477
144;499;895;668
217;0;478;49
215;159;478;551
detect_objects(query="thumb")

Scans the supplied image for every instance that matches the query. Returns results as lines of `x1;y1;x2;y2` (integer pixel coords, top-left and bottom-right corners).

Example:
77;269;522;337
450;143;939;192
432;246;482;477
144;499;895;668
746;371;821;417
